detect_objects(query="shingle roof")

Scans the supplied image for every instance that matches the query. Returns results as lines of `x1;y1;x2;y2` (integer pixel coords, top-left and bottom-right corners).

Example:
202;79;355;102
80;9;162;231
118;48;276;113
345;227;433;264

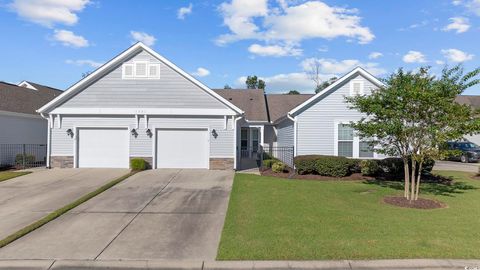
455;95;480;109
266;94;314;123
0;81;62;115
213;89;269;122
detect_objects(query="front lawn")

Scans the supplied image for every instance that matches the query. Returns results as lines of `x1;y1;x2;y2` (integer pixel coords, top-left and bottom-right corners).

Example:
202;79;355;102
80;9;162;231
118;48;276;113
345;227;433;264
217;171;480;260
0;171;31;182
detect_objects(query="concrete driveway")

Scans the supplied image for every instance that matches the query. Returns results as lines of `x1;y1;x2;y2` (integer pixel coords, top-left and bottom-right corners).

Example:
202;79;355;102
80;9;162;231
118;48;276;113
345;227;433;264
434;160;480;173
0;168;129;240
0;169;234;261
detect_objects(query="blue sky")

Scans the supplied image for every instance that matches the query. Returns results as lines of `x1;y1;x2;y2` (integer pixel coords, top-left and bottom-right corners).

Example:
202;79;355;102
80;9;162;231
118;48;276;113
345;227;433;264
1;0;479;94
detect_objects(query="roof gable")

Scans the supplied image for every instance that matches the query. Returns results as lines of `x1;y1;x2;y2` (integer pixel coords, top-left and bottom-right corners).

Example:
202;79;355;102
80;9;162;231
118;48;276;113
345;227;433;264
214;89;268;122
0;81;61;115
289;67;385;116
38;43;243;115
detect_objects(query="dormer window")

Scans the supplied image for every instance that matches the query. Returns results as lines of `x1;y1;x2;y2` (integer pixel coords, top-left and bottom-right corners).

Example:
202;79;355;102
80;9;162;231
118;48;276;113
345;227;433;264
350;80;364;96
122;61;160;79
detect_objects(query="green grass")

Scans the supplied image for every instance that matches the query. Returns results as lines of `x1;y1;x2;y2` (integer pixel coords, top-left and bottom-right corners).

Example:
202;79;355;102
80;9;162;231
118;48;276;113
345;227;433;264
0;170;138;248
0;171;31;182
217;171;480;260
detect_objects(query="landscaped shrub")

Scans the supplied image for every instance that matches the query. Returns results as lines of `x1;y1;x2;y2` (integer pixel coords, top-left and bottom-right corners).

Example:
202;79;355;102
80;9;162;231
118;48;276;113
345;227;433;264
15;154;36;166
263;159;276;168
130;158;148;171
360;159;381;176
379;157;435;177
314;156;351;177
347;158;361;173
293;155;320;175
272;162;287;173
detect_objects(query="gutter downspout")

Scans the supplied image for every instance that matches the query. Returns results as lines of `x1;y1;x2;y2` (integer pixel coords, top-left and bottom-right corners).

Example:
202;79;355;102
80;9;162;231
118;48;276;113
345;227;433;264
40;113;51;169
233;115;244;170
287;113;297;157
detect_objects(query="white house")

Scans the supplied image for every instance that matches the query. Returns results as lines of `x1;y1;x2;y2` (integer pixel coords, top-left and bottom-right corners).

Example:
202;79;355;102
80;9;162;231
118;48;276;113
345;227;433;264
0;81;61;166
37;43;387;170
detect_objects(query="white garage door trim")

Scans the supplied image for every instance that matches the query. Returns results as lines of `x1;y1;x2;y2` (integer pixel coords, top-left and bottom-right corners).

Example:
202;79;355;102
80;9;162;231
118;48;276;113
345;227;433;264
152;127;210;169
74;126;130;168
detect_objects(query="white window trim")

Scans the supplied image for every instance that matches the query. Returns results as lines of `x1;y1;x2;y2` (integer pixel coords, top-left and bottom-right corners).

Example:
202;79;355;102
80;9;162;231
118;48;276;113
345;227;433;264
122;61;160;80
334;120;379;159
349;80;364;96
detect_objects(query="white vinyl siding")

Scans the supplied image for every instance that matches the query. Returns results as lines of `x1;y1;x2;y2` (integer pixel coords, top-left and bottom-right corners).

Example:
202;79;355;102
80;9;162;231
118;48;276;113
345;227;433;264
276;119;294;147
59;50;228;109
296;74;378;157
0;114;47;144
50;115;234;158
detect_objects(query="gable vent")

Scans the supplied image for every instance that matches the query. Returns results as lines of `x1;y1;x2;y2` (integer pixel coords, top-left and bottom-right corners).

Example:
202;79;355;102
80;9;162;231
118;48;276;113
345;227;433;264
122;61;160;80
350;80;364;96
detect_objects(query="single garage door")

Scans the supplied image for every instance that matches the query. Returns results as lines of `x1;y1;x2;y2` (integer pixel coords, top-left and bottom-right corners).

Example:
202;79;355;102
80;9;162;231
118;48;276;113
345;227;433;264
77;128;129;168
156;128;209;169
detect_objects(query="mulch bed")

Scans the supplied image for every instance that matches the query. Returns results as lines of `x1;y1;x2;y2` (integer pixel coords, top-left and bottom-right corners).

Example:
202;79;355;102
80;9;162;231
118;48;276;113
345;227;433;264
260;169;374;181
383;196;446;209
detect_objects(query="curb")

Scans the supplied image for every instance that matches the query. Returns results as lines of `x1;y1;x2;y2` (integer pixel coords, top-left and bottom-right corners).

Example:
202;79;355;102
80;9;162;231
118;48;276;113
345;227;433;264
0;259;479;270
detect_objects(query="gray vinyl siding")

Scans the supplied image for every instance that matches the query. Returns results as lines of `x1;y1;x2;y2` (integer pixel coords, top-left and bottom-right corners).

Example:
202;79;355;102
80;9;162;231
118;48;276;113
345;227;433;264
296;74;378;156
50;115;234;158
58;50;228;110
263;125;276;147
276;118;294;147
0;114;47;144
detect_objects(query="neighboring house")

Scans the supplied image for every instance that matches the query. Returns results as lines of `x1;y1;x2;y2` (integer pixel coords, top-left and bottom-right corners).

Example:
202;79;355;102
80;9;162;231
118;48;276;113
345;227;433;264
37;42;386;170
0;81;62;166
455;95;480;145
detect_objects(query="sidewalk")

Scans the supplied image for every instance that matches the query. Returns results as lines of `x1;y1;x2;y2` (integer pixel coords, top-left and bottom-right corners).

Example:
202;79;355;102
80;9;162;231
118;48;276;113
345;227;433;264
0;259;479;269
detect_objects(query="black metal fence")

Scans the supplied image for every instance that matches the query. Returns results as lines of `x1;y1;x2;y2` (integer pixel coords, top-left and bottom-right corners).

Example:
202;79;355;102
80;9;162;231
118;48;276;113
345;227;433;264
261;145;294;169
0;144;47;169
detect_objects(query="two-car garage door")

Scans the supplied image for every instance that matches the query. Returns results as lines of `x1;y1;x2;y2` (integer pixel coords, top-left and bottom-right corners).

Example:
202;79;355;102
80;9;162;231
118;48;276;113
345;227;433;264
76;127;209;169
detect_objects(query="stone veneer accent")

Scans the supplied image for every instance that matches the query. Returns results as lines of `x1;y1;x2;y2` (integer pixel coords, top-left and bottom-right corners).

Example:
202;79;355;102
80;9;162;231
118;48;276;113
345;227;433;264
51;156;74;168
130;157;152;169
209;158;234;170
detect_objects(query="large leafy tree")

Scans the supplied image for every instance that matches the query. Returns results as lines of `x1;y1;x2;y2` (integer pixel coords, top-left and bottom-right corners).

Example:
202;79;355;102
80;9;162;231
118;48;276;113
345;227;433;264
346;66;480;201
246;75;266;90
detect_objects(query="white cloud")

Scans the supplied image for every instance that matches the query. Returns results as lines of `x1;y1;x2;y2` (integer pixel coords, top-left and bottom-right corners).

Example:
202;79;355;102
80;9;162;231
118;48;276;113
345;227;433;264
9;0;90;27
248;43;302;57
130;31;156;46
442;17;470;33
177;3;193;19
435;60;445;65
53;29;89;47
452;0;462;5
456;0;480;16
191;67;210;77
402;50;426;63
301;58;386;76
216;0;374;47
441;48;474;62
368;52;383;59
65;59;102;68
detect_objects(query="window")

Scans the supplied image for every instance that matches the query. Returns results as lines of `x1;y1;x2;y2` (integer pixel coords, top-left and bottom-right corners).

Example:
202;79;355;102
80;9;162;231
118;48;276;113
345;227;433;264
338;124;354;157
135;62;148;77
359;140;374;158
241;129;248;150
252;129;259;152
122;64;134;78
350;80;364;96
122;61;160;79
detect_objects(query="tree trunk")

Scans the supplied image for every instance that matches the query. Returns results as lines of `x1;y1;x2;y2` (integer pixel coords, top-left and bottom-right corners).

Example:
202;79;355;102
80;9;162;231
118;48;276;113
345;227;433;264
410;159;416;203
415;161;423;200
403;158;410;200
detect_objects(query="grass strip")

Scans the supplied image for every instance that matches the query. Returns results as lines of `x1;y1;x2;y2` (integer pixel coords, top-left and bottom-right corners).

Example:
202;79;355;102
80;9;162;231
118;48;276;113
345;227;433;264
0;171;32;183
0;170;138;248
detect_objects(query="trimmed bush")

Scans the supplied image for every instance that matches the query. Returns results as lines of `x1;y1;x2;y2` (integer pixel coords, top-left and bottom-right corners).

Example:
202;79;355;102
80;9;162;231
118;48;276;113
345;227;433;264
130;158;148;171
263;159;276;168
294;155;320;175
347;158;361;173
379;157;435;176
314;156;352;177
360;160;381;176
15;154;35;166
272;162;287;173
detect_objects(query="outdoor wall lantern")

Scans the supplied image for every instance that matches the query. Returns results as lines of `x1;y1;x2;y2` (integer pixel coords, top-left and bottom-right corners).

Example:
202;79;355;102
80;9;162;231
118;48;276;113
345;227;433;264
211;129;218;139
146;129;152;137
66;128;74;138
131;128;138;138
